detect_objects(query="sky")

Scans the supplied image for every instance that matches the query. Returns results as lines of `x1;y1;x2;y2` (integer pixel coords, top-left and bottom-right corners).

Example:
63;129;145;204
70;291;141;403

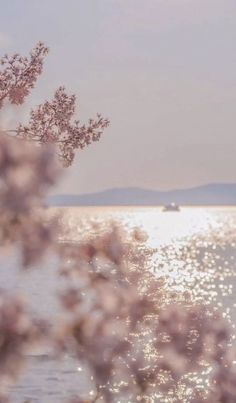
0;0;236;194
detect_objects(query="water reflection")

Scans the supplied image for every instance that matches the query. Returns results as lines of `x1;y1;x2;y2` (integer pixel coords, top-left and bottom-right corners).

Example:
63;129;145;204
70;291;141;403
56;207;236;402
9;207;236;402
58;206;236;308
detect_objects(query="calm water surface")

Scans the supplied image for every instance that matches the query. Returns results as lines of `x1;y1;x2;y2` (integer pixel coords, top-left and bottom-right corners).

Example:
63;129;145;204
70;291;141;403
2;206;236;402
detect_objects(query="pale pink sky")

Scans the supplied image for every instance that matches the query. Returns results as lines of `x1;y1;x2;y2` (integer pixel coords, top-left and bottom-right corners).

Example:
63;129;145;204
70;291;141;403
0;0;236;194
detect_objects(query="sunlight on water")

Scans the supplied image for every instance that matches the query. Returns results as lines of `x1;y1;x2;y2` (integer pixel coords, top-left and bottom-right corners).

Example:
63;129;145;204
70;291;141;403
6;206;236;402
55;206;236;402
55;205;236;319
58;206;221;246
57;206;235;302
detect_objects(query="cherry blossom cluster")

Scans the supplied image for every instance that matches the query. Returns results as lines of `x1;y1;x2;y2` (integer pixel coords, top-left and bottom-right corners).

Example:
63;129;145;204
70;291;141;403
15;87;109;166
0;42;48;107
0;132;60;213
0;132;60;266
56;228;158;402
0;293;47;401
0;43;109;167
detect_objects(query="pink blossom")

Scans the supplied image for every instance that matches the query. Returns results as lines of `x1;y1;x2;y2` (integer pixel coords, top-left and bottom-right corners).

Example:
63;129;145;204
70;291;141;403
0;42;48;107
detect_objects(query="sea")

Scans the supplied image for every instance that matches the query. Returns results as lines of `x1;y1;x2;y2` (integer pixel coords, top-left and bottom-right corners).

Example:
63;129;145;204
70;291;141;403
1;206;236;403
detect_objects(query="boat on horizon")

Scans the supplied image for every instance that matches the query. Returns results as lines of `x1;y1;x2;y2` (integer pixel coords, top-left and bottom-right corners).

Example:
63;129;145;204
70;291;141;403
162;203;180;212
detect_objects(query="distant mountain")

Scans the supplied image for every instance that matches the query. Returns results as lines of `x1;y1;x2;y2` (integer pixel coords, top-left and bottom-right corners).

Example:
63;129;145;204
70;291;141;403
47;183;236;206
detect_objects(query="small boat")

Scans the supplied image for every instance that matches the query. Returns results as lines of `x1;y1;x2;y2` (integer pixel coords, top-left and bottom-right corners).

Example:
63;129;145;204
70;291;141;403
162;202;180;212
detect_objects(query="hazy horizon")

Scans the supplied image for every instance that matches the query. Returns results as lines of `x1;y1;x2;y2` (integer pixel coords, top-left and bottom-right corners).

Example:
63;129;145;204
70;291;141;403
50;181;236;196
47;183;236;207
